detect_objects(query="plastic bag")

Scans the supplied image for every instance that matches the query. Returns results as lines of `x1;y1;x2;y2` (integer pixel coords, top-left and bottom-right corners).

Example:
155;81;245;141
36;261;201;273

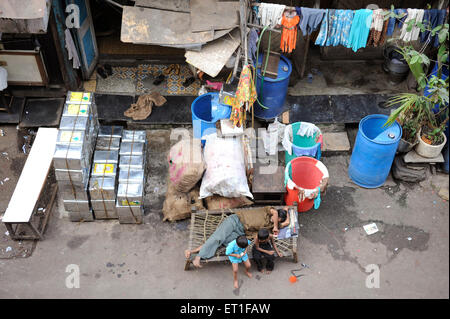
199;133;253;199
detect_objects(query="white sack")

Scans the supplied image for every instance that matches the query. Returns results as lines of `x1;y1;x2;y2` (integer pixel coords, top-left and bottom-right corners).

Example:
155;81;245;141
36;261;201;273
199;133;253;199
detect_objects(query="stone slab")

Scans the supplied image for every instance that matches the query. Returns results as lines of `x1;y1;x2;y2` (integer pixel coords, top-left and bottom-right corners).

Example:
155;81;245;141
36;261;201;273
404;150;444;163
322;132;351;153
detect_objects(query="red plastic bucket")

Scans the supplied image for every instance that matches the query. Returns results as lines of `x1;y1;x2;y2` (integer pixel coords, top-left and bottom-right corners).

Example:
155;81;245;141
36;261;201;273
284;157;329;212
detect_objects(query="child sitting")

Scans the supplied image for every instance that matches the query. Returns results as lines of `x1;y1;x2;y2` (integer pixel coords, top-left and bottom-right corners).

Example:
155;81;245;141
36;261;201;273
226;235;252;288
252;228;283;274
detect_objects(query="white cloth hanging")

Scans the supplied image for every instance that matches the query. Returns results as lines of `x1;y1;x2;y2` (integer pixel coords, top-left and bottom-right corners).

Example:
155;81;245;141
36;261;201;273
0;67;8;91
370;9;385;32
257;3;286;28
400;9;424;42
64;29;81;69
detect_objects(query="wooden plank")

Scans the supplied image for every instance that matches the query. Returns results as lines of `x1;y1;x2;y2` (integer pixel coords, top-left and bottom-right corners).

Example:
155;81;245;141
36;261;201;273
135;0;190;13
121;6;214;45
0;0;46;19
190;0;239;33
185;28;241;78
2;128;58;223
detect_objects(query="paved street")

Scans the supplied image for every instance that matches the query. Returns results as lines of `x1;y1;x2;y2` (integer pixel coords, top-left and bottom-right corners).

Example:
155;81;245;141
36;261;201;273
0;126;448;298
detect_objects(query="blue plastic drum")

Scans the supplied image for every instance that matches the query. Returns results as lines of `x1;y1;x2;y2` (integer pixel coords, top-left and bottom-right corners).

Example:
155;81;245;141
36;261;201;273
191;92;231;141
348;114;402;188
254;54;292;120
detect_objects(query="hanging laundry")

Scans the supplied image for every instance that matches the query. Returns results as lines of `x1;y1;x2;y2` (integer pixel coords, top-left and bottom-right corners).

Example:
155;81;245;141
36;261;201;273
386;8;407;36
325;10;354;47
296;7;326;36
248;28;259;65
229;65;257;128
367;9;389;47
257;3;286;28
400;9;424;42
347;9;373;52
315;9;329;46
280;11;300;53
421;9;447;47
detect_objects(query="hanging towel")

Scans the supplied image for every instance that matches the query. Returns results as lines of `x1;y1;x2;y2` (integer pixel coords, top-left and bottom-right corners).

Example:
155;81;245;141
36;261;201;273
347;9;373;52
421;9;447;47
280;13;300;53
297;7;326;36
315;9;329;46
367;9;387;46
257;3;286;28
400;9;424;42
64;29;81;69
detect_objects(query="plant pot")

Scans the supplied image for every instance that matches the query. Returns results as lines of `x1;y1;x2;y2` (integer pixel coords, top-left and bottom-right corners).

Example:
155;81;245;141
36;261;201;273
397;137;418;153
415;129;447;158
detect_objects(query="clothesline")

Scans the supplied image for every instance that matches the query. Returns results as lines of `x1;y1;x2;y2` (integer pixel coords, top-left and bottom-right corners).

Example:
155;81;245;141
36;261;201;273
248;3;447;54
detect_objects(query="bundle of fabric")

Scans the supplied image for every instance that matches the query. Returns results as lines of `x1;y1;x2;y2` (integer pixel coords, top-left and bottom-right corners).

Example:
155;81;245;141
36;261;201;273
124;92;167;121
204;195;253;211
168;137;206;193
162;182;205;222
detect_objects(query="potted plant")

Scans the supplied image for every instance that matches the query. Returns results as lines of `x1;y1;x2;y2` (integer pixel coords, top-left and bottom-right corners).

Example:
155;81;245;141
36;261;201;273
383;10;449;155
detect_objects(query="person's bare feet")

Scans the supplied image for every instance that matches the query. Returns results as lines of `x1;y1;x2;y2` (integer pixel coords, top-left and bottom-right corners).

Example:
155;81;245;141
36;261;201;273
234;279;239;289
266;270;272;275
259;269;265;274
245;271;252;278
184;250;191;259
192;256;203;268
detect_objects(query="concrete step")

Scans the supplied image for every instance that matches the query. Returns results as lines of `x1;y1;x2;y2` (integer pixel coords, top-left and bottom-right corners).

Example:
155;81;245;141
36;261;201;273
322;131;351;155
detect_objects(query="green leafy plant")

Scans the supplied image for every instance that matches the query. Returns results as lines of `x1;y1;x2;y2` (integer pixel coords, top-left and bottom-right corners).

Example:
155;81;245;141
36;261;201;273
384;6;449;146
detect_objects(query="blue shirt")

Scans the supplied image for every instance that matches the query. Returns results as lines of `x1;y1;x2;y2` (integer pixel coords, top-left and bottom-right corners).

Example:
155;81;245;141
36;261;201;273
226;239;251;263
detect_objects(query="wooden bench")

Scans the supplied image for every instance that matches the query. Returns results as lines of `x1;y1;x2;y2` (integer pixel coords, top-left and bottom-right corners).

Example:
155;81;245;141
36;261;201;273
185;205;299;270
2;128;58;240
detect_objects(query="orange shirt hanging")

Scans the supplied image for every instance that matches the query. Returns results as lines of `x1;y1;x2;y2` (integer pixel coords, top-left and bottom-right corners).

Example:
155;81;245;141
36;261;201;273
280;14;300;53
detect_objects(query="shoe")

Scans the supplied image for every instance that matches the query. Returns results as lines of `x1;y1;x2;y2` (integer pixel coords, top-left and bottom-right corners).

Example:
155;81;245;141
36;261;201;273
183;77;196;87
96;67;108;79
104;64;113;76
153;74;165;85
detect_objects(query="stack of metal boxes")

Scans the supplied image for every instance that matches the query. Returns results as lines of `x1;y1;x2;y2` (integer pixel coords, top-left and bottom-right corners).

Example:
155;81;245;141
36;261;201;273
89;126;123;219
53;91;98;222
116;130;147;224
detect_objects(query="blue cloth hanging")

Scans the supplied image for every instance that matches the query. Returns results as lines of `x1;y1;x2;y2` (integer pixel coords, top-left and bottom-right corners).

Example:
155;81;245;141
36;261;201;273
314;187;321;209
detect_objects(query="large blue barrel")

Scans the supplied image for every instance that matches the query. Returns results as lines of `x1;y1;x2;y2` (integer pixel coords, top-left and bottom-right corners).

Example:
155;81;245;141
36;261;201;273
191;92;231;140
348;114;402;188
254;54;292;120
